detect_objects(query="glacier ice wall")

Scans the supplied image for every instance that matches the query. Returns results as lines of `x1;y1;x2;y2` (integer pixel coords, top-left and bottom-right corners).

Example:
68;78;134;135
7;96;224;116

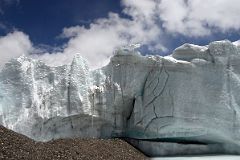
1;40;240;156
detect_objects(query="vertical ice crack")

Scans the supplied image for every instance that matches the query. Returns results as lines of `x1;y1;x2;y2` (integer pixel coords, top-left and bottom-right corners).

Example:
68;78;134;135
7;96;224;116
67;73;71;115
143;103;160;132
207;49;215;63
227;57;232;110
153;103;158;118
143;62;171;132
144;61;169;108
120;65;125;105
91;92;95;133
142;61;159;97
136;61;172;131
127;98;135;121
226;56;238;129
169;89;174;117
70;116;74;129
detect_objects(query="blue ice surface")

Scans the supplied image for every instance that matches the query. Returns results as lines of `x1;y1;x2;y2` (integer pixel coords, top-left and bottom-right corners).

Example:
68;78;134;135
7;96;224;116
152;155;240;160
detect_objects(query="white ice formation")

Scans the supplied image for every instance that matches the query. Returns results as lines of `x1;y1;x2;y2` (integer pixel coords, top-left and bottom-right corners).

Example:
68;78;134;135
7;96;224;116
1;40;240;156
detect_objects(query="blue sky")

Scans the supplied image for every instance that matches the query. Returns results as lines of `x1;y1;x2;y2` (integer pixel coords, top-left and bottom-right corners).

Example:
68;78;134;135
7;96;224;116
0;0;240;69
0;0;122;46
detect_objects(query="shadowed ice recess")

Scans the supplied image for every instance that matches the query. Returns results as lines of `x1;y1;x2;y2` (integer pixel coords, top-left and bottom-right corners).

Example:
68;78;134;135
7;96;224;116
1;40;240;157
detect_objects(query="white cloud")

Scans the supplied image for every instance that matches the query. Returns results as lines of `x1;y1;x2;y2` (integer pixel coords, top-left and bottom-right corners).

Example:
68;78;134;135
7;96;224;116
158;0;240;36
0;31;32;68
1;0;240;69
38;11;163;69
122;0;157;20
45;0;239;69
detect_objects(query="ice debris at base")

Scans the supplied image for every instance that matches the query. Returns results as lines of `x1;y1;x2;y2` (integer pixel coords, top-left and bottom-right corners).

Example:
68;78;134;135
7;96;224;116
1;40;240;156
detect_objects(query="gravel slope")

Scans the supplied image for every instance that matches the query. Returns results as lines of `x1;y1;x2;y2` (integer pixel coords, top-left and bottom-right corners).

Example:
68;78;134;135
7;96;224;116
0;125;148;160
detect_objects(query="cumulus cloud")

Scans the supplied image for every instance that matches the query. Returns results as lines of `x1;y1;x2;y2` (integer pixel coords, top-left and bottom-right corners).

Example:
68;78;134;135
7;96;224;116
0;31;32;68
158;0;240;36
38;8;163;69
122;0;240;37
43;0;239;69
1;0;240;69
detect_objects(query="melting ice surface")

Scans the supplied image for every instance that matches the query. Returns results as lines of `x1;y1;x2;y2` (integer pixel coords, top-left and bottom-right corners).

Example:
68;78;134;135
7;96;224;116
1;40;240;156
152;155;240;160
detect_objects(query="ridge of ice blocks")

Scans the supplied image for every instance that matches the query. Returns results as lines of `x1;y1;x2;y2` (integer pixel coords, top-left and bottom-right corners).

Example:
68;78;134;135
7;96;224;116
1;40;240;156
